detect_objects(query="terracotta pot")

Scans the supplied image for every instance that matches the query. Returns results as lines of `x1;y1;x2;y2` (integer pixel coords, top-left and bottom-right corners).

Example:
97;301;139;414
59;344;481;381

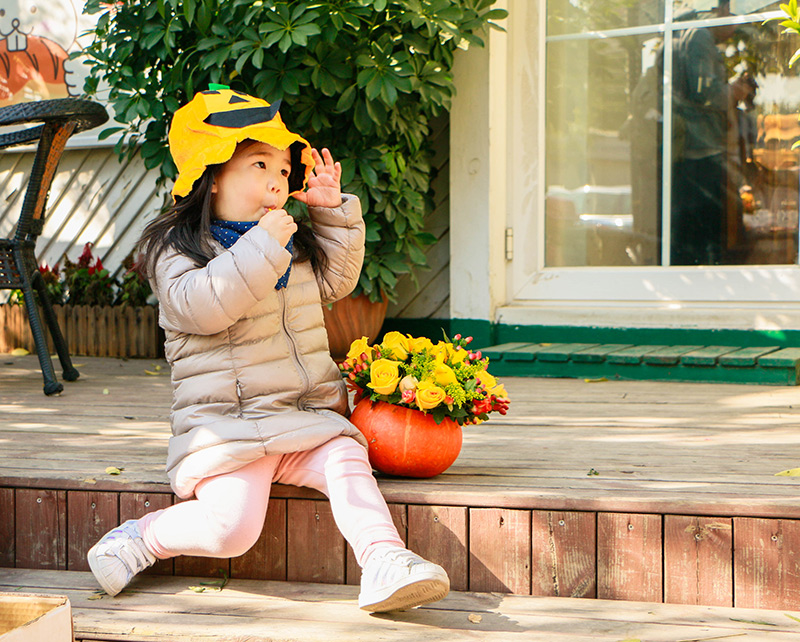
323;294;388;361
350;399;463;478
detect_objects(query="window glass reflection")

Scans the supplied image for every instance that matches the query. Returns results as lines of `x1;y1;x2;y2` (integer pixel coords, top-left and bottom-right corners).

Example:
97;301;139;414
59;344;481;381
547;0;664;36
673;0;781;19
546;35;662;266
671;18;800;265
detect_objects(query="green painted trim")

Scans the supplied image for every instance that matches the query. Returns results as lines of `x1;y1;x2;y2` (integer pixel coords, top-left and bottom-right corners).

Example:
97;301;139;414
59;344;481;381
381;318;493;345
383;319;800;349
495;324;800;349
489;359;800;385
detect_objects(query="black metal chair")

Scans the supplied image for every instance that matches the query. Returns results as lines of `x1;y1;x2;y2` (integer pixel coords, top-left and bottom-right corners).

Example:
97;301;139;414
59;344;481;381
0;99;108;395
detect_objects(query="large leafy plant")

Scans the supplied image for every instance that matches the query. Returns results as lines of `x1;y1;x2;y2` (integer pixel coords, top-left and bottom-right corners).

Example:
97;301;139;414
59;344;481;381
79;0;507;302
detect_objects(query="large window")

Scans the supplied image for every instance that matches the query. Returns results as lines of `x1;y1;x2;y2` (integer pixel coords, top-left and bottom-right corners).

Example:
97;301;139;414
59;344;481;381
545;0;800;268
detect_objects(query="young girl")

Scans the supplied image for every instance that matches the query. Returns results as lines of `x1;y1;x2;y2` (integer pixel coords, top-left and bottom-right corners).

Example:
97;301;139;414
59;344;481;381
87;87;450;613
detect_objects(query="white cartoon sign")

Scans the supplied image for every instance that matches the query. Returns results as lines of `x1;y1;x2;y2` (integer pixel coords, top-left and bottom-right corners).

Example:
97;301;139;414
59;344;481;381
0;0;93;105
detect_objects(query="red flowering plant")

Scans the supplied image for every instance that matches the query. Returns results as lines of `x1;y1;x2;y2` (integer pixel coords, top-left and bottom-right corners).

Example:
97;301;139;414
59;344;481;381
339;332;510;426
62;242;116;306
114;251;151;307
7;263;66;306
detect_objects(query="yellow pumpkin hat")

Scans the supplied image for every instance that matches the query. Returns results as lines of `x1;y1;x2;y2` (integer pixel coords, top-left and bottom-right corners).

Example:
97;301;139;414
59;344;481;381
169;85;315;198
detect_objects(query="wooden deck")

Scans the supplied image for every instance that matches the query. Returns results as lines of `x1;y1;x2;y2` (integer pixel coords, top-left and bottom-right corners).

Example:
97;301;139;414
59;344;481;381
3;354;800;610
4;569;800;642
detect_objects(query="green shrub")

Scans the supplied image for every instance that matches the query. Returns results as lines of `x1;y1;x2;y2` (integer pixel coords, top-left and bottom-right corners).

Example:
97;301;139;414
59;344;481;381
78;0;507;302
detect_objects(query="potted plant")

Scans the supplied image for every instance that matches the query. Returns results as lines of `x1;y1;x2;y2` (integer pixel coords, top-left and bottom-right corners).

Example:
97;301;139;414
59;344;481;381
340;331;509;477
78;0;507;355
0;244;161;358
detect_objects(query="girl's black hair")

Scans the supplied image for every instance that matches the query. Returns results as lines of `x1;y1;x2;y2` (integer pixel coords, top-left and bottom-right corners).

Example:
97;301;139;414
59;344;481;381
137;141;328;279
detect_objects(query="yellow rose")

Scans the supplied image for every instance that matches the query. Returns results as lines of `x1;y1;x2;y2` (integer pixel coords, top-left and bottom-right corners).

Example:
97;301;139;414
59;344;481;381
406;335;434;353
346;336;372;363
475;369;497;390
367;359;402;395
416;380;447;411
432;362;457;387
380;331;410;360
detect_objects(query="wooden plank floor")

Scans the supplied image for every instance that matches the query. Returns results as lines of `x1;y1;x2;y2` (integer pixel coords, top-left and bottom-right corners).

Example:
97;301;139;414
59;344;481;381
3;353;800;517
4;568;800;642
6;354;800;610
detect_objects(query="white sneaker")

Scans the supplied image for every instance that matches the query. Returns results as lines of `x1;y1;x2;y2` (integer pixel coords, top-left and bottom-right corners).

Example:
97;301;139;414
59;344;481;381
87;519;156;596
358;547;450;612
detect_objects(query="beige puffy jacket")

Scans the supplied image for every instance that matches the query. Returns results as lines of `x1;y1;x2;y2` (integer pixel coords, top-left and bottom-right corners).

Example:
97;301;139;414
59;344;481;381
152;194;367;498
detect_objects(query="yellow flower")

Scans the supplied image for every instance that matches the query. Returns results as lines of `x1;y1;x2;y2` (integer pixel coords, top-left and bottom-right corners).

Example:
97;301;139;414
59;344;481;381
430;341;450;362
416;380;447;411
432;361;457;387
381;331;410;360
367;359;402;395
449;346;468;364
475;369;497;390
406;335;434;353
346;336;372;363
491;383;508;399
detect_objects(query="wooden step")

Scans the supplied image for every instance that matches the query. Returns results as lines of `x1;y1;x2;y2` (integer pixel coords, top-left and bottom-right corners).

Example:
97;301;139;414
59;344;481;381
3;569;800;642
484;342;800;384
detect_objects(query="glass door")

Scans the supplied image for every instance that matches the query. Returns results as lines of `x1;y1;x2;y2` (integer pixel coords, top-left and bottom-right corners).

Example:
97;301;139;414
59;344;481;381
517;0;800;304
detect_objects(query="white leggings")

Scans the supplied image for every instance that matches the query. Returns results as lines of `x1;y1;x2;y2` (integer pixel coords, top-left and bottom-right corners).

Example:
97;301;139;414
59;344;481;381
138;436;404;567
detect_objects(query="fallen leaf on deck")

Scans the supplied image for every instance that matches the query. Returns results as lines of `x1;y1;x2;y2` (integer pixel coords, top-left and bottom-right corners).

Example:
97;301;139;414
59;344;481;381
468;614;482;624
83;478;97;484
199;572;229;590
584;377;608;383
10;348;29;356
189;585;221;593
775;468;800;476
87;594;103;600
785;614;800;623
729;617;777;626
102;388;110;395
105;466;124;475
587;468;600;476
144;370;161;376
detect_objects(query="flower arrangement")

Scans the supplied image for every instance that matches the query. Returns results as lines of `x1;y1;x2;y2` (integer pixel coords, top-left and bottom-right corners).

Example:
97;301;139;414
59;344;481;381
339;332;510;426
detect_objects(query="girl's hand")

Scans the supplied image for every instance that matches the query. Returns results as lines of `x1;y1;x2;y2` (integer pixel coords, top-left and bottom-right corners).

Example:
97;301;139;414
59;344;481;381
258;208;297;248
292;148;342;208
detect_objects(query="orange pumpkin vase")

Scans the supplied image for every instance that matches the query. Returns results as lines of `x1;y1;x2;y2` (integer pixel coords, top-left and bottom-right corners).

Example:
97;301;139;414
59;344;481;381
349;399;463;478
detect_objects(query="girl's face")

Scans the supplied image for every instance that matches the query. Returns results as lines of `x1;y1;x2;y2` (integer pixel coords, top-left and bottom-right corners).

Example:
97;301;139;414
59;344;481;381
211;141;292;222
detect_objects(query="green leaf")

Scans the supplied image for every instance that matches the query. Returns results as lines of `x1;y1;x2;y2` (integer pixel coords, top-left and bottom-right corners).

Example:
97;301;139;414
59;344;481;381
336;85;358;112
97;126;126;141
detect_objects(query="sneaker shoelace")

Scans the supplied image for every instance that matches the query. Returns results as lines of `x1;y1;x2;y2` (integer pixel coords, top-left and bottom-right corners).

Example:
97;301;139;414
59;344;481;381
102;530;153;574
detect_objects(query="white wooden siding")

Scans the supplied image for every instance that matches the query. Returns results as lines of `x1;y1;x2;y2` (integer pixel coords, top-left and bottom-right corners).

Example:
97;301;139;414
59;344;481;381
387;114;450;319
0;147;164;281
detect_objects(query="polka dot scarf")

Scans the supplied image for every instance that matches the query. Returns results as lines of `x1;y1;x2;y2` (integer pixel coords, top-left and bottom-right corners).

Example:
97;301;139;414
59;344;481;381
209;219;293;290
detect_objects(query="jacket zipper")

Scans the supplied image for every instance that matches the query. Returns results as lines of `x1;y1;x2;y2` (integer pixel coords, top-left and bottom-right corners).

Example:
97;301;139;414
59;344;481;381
279;288;310;408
